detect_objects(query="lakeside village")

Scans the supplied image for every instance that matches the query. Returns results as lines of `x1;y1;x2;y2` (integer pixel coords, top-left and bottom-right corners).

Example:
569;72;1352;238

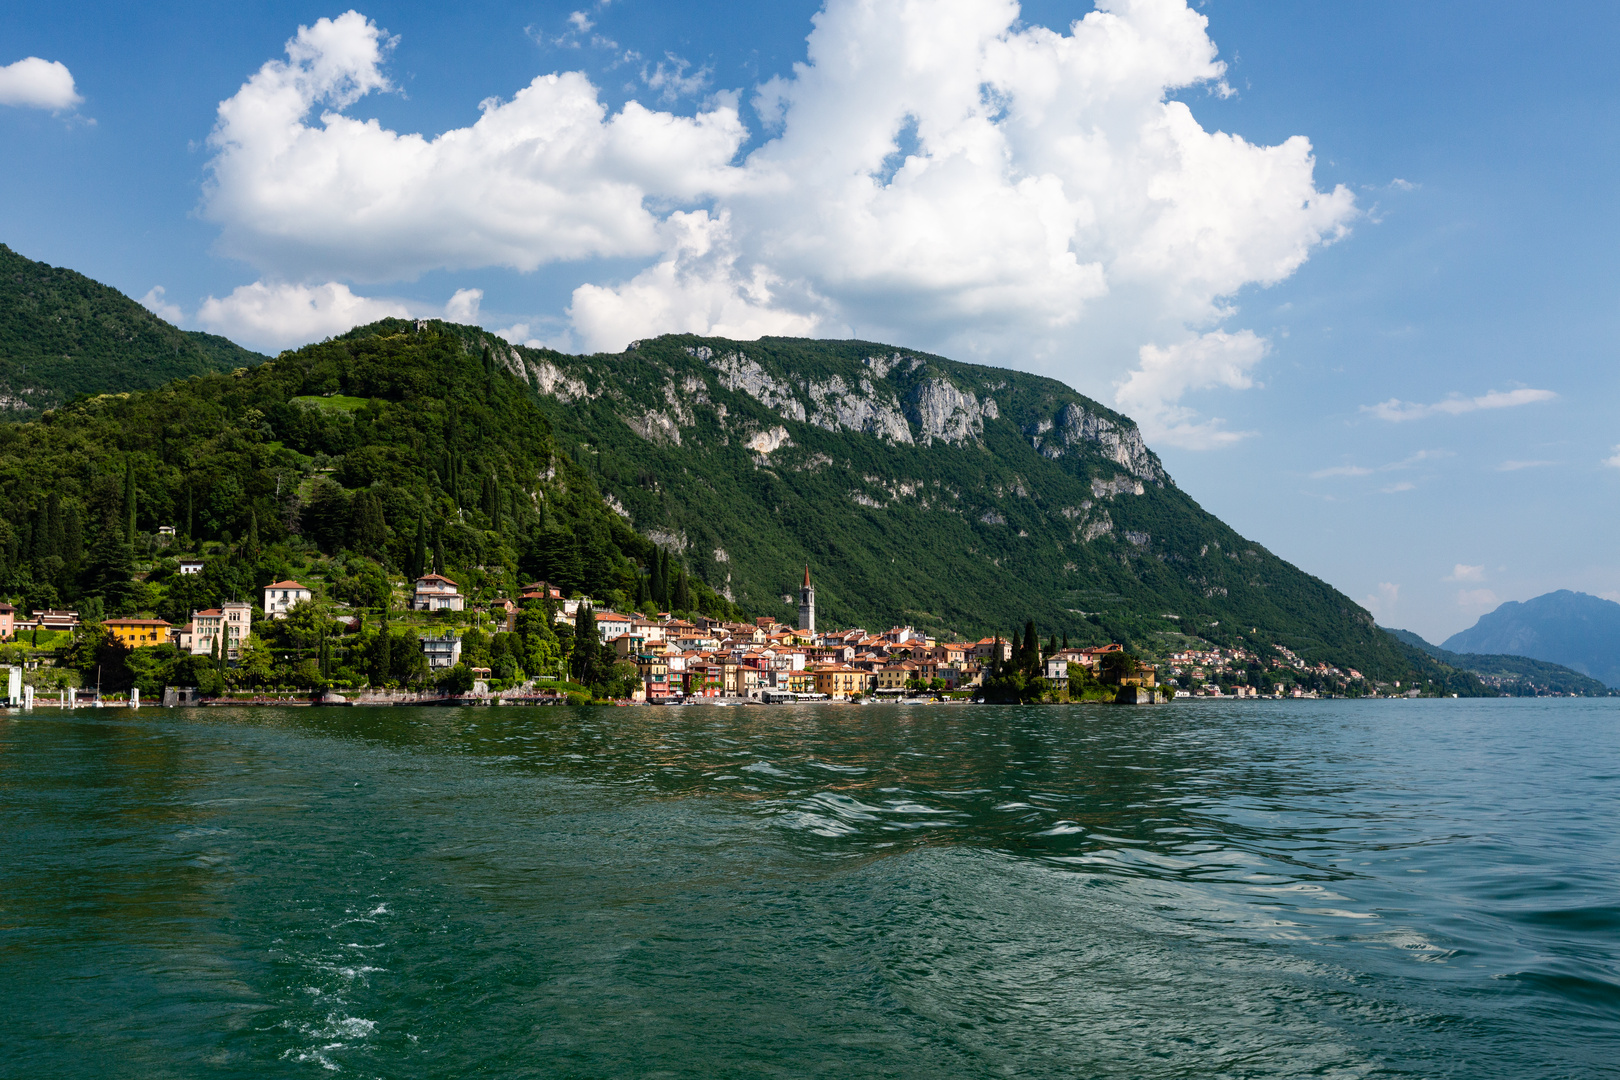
0;550;1400;706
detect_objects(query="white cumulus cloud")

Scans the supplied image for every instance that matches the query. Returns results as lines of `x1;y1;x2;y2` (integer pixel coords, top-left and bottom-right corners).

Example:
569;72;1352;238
1362;387;1556;422
1114;330;1265;448
1444;564;1485;582
202;1;1358;442
139;286;183;325
201;10;745;283
196;281;411;351
0;57;83;111
444;287;483;322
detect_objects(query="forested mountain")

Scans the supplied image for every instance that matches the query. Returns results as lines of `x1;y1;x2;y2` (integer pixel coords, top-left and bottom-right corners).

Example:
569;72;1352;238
0;243;265;415
0;306;1471;690
0;320;739;631
1387;627;1611;695
409;321;1453;683
1441;591;1620;688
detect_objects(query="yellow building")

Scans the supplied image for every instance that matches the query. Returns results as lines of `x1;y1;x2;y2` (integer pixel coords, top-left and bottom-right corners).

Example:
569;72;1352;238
874;664;915;691
104;617;173;649
811;663;869;699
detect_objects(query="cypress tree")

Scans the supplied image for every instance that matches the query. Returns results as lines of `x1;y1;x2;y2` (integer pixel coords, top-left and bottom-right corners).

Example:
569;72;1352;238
45;493;63;559
650;549;666;607
352;494;386;561
1022;620;1038;676
89;509;135;613
185;484;194;540
246;510;260;558
432;523;445;575
123;460;136;546
674;566;690;613
571;602;596;683
28;507;45;563
410;515;427;580
62;504;82;577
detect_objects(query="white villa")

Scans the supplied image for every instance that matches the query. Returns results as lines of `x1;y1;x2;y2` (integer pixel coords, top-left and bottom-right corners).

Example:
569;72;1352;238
263;579;313;619
412;574;465;612
421;633;462;670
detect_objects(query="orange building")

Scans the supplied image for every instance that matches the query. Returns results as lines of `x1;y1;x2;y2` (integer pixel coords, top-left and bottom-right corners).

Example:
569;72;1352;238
104;617;173;649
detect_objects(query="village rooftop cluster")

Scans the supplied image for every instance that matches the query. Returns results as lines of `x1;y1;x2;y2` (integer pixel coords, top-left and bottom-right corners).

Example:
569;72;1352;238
2;563;1416;705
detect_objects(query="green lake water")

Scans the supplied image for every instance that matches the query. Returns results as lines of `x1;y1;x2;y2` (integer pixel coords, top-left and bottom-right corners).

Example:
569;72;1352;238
2;698;1617;1077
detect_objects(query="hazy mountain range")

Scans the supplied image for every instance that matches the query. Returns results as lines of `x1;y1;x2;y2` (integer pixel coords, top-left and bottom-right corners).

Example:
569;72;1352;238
1439;590;1620;688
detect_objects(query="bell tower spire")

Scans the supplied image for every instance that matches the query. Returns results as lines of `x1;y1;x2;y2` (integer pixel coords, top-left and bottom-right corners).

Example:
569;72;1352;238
798;565;816;634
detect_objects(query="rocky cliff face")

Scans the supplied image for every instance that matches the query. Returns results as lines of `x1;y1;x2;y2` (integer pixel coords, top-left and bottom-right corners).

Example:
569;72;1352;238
455;328;1401;673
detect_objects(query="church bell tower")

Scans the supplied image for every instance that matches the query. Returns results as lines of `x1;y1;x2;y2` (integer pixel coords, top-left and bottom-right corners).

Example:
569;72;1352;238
798;565;816;634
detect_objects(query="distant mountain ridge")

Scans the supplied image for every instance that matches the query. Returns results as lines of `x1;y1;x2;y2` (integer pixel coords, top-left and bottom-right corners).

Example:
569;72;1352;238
0;243;265;416
1440;590;1620;688
1386;627;1611;696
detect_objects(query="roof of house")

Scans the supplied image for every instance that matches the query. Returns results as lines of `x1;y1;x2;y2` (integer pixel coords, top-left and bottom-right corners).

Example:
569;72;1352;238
195;608;223;618
264;580;307;591
105;617;172;627
415;573;458;586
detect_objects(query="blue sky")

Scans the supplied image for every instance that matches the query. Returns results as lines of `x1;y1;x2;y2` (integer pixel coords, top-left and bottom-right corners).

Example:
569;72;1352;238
2;0;1617;643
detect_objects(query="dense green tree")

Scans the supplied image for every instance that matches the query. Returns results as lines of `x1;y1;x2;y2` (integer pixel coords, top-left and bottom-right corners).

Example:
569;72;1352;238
408;514;427;580
650;548;667;608
570;602;606;685
301;479;350;552
86;509;137;614
674;565;690;613
62;503;82;578
122;460;136;546
45;493;63;559
351;493;387;562
440;662;474;695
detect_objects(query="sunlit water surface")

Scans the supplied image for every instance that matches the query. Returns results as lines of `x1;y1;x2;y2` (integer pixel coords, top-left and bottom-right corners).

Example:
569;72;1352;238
2;699;1618;1078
